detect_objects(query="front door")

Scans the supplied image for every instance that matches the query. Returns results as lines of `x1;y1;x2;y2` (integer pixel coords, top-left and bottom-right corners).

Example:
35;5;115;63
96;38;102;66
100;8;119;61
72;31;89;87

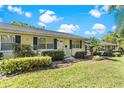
57;39;64;51
58;39;71;56
64;39;71;56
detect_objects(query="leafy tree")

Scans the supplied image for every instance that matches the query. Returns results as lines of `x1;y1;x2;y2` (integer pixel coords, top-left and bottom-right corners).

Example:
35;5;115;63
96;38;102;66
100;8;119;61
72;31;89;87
89;38;100;47
102;31;124;49
89;38;100;55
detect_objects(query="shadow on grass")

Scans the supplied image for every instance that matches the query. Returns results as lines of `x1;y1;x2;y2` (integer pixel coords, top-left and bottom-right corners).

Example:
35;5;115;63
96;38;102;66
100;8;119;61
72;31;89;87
103;57;119;62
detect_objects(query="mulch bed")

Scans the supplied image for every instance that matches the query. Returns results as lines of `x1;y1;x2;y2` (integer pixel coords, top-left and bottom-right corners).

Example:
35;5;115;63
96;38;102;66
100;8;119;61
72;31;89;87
51;59;85;68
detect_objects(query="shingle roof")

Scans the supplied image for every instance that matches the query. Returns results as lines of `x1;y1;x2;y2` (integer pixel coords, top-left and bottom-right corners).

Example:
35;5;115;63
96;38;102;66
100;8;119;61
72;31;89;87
84;40;116;46
0;23;84;39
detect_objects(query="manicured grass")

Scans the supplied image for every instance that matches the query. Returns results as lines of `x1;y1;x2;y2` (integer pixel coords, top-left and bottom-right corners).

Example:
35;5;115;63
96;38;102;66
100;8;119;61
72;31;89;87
0;57;124;88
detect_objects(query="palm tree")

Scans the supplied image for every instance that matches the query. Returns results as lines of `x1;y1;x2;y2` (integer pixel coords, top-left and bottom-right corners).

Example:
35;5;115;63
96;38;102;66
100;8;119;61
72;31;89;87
107;5;124;48
109;5;124;37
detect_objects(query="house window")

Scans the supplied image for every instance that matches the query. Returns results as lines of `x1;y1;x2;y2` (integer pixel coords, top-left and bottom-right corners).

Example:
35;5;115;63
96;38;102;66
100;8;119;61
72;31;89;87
1;35;15;50
46;39;54;49
72;40;80;48
39;38;46;49
38;38;54;49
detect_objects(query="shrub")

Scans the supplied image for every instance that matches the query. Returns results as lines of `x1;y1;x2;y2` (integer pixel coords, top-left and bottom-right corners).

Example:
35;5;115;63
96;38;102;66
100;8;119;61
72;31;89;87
74;51;86;59
119;48;124;55
14;44;36;57
93;52;101;56
0;56;52;75
112;52;122;57
0;52;4;60
102;51;112;56
42;50;65;61
92;56;103;61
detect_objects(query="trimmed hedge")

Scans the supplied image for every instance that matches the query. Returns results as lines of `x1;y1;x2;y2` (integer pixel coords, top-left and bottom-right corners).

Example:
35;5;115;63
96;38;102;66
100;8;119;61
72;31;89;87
42;50;65;61
74;51;86;59
0;56;52;75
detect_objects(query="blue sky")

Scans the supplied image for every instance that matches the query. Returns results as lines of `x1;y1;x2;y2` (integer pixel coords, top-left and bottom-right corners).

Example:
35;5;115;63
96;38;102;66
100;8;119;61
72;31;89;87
0;5;116;39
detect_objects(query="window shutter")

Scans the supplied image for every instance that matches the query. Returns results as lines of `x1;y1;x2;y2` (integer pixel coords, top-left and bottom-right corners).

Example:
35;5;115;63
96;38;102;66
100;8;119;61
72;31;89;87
70;40;72;49
33;37;38;45
33;37;38;50
80;40;82;48
15;35;21;44
54;39;57;49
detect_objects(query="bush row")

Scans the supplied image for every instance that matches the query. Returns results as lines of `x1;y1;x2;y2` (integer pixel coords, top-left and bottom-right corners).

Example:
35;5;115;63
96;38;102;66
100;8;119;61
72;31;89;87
93;51;122;57
42;50;65;61
0;56;52;75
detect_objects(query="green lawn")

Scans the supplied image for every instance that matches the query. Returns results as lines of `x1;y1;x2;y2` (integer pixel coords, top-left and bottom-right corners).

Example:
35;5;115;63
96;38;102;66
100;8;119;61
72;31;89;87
0;57;124;88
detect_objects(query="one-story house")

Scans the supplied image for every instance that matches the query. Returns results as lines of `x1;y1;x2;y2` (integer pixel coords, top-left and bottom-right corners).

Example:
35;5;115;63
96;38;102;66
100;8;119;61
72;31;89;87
0;23;86;59
83;40;117;55
99;41;117;51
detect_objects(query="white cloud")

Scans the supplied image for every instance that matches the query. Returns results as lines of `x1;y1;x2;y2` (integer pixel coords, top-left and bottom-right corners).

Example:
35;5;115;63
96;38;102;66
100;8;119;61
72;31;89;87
112;25;116;31
39;9;46;13
25;12;32;18
7;5;32;18
101;5;110;12
0;18;3;22
8;5;24;15
38;22;46;27
39;10;63;24
58;24;80;33
39;13;56;23
92;23;106;33
84;31;96;35
45;10;55;15
89;5;110;18
84;23;106;35
89;8;101;18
